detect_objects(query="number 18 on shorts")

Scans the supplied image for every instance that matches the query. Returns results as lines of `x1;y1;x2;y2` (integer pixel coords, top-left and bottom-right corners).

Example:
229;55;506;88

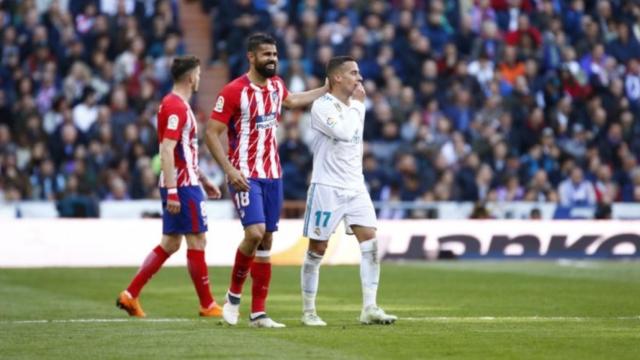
229;178;283;232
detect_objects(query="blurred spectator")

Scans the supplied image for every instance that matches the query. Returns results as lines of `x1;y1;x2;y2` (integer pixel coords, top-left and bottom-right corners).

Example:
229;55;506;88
529;207;541;219
469;202;492;219
278;122;312;201
558;167;596;206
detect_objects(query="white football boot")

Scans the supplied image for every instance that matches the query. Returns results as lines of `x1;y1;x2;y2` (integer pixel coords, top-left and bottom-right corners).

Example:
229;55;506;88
249;315;286;328
301;312;327;326
222;294;240;325
359;306;398;325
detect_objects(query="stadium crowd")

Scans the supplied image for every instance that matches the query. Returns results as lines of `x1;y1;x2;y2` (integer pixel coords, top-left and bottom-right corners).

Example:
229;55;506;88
0;0;184;215
205;0;640;211
1;0;640;218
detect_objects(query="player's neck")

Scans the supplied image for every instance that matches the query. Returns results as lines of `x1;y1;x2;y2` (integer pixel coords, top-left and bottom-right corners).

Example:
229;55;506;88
172;85;192;103
247;70;268;86
330;90;351;107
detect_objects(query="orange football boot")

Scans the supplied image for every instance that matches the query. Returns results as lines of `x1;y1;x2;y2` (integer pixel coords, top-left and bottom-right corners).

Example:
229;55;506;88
199;302;223;317
116;291;146;317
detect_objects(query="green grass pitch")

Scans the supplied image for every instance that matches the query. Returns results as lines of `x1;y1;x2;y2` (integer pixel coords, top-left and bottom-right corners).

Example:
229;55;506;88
1;261;639;359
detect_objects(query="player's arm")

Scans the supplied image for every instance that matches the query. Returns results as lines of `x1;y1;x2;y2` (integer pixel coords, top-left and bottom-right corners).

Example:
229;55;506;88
282;79;329;109
204;120;250;192
159;138;180;214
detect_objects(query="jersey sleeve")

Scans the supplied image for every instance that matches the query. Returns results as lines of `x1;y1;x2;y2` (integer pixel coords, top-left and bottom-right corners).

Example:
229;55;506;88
210;84;239;126
311;97;362;142
161;103;187;141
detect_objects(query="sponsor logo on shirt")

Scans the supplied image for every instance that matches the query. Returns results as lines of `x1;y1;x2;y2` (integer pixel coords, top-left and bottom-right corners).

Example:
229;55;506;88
214;96;225;113
256;112;277;129
167;114;179;130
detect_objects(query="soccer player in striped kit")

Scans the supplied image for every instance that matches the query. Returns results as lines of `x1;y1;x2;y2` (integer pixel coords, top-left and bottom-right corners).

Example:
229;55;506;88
206;33;328;328
117;56;223;318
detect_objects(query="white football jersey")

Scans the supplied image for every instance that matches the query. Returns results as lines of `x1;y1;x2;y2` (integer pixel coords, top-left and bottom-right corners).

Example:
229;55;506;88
309;93;367;192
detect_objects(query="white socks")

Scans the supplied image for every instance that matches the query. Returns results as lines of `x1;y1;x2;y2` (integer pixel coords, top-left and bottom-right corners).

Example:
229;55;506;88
301;251;323;313
301;239;380;313
359;239;379;309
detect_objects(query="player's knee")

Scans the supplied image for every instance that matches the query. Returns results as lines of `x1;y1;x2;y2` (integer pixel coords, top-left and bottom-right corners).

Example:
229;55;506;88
186;235;206;250
309;241;327;256
259;233;273;250
244;225;266;248
161;239;181;254
354;227;376;243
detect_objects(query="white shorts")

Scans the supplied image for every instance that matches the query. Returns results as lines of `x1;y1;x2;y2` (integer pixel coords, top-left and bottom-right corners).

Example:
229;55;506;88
302;183;377;241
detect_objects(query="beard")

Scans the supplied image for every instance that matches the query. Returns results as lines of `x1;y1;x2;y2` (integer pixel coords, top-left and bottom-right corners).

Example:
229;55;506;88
256;60;277;78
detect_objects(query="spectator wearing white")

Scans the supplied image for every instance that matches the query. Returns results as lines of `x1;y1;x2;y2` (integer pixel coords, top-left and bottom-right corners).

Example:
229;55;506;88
625;59;640;104
72;87;99;133
558;167;596;206
100;0;135;16
114;36;145;83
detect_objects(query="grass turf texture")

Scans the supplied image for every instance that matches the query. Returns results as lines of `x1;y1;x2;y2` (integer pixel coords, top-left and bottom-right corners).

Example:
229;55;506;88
1;262;639;359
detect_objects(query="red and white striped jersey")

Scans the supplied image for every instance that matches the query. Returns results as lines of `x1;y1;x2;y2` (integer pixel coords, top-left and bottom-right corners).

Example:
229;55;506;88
157;92;200;187
210;75;289;179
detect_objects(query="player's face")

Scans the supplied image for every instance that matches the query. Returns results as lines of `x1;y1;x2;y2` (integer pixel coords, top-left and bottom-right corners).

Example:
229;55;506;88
190;66;201;93
336;61;363;94
250;44;278;78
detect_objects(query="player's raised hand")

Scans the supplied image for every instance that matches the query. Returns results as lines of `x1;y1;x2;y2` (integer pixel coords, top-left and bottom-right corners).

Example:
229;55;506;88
201;177;222;199
227;167;250;192
166;188;181;214
352;82;366;103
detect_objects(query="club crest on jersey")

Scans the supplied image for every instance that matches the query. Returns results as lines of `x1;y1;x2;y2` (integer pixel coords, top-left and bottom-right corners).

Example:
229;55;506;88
214;96;225;113
256;112;277;129
168;114;179;130
271;91;279;103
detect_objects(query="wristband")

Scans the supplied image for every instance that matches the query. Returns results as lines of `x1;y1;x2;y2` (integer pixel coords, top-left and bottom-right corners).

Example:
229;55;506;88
167;187;179;202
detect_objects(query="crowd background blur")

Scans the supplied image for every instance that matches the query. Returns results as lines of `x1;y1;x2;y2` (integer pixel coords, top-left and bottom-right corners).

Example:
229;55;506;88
2;0;640;218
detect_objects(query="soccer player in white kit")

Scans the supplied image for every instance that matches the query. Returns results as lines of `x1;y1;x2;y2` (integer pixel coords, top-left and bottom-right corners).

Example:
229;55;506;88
300;56;397;326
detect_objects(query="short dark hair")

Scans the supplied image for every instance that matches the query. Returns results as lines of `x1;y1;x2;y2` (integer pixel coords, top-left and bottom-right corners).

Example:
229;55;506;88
326;56;355;76
170;55;200;81
246;33;276;52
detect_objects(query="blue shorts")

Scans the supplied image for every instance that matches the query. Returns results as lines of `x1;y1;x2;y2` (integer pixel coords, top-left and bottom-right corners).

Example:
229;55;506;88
160;186;208;235
229;178;283;232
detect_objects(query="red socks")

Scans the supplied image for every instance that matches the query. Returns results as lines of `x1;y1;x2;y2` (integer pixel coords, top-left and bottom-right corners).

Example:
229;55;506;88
250;262;271;315
127;245;170;298
187;249;214;308
229;249;254;295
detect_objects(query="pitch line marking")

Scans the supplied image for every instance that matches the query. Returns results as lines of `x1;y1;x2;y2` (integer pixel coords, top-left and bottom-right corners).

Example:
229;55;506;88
2;316;639;325
401;316;640;322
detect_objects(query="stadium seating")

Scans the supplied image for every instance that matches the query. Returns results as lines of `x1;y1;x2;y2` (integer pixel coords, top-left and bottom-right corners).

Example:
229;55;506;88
2;0;640;219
